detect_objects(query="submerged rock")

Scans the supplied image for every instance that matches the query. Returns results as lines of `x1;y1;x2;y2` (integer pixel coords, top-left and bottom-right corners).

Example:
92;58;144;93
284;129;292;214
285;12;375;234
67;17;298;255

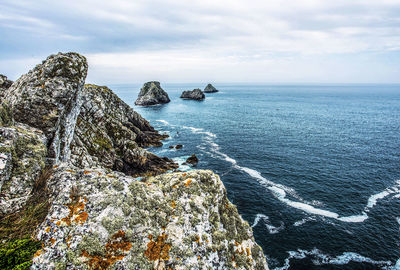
2;52;88;164
135;81;170;106
184;154;199;166
180;89;205;100
204;83;218;93
32;168;268;269
70;84;177;176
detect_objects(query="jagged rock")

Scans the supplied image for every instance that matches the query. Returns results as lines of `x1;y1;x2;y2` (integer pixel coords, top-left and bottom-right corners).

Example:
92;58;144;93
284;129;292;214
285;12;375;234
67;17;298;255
0;124;47;214
70;84;177;176
2;52;88;164
135;81;170;106
184;154;199;166
204;83;218;93
0;74;13;100
180;89;205;100
32;168;268;269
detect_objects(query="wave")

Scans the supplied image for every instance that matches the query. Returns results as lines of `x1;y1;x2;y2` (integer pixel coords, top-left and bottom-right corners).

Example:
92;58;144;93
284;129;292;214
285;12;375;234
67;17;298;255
273;248;393;270
155;119;171;126
251;214;285;234
293;217;316;227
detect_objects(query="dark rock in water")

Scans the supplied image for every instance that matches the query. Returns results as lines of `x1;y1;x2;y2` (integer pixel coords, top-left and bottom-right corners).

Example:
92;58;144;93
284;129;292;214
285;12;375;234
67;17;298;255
169;145;174;149
175;144;183;149
70;84;177;176
2;52;88;164
135;81;170;106
204;83;218;93
180;89;205;100
185;154;199;166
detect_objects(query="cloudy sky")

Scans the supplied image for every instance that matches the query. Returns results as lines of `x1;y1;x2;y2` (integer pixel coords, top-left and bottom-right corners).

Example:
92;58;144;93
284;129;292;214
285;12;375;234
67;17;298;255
1;0;399;83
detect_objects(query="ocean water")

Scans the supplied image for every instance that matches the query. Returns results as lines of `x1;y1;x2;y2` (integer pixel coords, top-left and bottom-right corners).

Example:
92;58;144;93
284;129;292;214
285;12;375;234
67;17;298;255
109;83;400;269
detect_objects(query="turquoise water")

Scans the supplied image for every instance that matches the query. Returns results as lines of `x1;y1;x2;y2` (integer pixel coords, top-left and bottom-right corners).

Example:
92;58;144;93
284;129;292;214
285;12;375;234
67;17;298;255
110;83;400;269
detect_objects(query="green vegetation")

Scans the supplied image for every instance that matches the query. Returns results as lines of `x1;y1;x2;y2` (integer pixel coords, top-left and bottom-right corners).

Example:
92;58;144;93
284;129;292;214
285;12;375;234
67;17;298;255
0;239;41;270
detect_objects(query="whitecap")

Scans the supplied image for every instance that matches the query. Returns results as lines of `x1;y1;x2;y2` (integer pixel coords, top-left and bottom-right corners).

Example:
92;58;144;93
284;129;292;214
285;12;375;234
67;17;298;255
155;119;170;125
251;214;285;234
365;180;400;211
293;217;316;227
172;156;192;172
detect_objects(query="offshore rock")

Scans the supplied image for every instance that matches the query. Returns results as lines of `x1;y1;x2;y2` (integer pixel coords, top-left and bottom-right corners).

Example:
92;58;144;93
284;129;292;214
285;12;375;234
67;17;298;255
204;83;218;93
135;81;170;106
180;89;205;100
32;168;268;269
184;154;199;166
2;52;88;164
0;124;47;214
70;84;177;175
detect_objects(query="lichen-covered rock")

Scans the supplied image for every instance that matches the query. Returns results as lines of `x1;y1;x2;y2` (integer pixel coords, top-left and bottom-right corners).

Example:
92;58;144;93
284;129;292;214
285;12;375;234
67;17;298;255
135;81;170;106
204;83;218;93
32;168;268;269
180;89;205;100
0;124;47;214
70;84;177;175
2;52;88;164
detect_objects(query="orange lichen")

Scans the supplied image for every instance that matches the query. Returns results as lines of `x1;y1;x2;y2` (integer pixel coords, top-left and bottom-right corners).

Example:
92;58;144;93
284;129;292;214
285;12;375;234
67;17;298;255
59;193;88;226
50;238;56;246
182;173;187;177
34;249;43;258
66;169;75;173
170;201;176;208
144;232;171;262
246;248;251;256
184;179;192;187
56;221;61;226
83;170;93;175
45;227;51;233
82;230;132;270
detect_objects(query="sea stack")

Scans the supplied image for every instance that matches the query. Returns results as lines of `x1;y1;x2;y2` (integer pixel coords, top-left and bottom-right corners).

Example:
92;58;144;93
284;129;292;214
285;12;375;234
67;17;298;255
135;81;170;106
180;88;205;100
204;83;218;93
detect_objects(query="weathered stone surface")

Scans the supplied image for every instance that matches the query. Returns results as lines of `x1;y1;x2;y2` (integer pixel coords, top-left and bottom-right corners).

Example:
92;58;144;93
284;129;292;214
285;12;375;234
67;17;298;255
70;84;177;176
0;124;47;214
135;81;170;106
180;89;205;100
32;168;268;269
204;83;218;93
2;52;88;164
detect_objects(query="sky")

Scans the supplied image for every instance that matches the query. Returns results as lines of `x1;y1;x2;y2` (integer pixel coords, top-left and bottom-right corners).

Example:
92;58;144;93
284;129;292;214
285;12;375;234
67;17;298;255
1;0;400;84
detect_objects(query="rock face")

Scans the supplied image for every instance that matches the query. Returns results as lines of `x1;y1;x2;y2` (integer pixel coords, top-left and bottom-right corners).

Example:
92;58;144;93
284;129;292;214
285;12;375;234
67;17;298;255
2;52;88;164
135;81;170;106
32;168;268;269
180;89;205;100
0;52;269;269
0;74;13;100
204;83;218;93
70;84;177;175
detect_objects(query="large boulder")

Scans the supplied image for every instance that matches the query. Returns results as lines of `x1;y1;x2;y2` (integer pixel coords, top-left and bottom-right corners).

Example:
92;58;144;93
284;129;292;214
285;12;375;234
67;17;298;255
204;83;218;93
0;124;47;214
32;168;268;269
180;89;205;100
2;52;88;164
135;81;170;106
70;84;178;175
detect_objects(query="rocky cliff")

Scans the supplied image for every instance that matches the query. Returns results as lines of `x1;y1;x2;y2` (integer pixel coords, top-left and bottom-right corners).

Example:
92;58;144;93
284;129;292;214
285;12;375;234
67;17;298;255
135;81;170;106
0;52;268;269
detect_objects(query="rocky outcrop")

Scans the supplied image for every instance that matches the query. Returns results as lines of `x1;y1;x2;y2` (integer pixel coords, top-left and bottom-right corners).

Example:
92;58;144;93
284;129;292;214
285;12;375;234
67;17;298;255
2;52;88;164
32;168;268;269
204;83;218;93
0;75;13;100
0;124;47;214
184;154;199;166
180;89;205;100
135;81;170;106
70;84;177;176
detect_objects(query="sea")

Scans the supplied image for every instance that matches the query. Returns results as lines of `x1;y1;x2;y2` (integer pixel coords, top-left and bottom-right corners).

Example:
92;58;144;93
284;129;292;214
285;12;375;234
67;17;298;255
109;83;400;270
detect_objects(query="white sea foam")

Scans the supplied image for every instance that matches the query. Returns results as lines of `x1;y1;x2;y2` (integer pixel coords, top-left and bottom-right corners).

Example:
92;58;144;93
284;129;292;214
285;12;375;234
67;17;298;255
251;214;285;234
273;248;392;270
155;119;170;125
293;217;316;227
365;180;400;210
172;156;192;172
